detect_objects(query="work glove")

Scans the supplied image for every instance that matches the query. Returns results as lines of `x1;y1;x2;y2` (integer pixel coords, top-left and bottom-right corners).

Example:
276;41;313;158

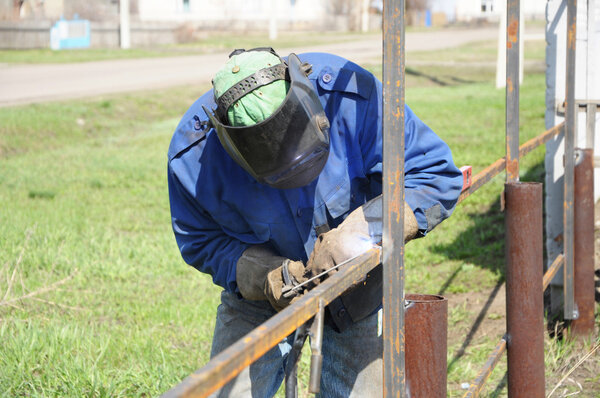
236;244;307;311
305;196;418;285
264;259;307;311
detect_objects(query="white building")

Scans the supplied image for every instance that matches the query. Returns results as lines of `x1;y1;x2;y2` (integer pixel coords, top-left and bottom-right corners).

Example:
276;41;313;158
455;0;546;22
137;0;328;27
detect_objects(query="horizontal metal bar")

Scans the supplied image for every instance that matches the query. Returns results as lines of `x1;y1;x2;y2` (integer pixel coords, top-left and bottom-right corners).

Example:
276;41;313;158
458;122;564;204
576;100;600;107
161;247;382;398
543;254;564;291
462;336;508;398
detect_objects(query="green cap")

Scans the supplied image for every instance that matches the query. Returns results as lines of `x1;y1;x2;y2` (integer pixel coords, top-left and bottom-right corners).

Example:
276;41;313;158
213;51;290;127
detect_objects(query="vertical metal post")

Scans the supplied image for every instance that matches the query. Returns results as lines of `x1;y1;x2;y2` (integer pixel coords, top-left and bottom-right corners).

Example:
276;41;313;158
382;0;406;396
506;0;520;182
571;148;595;336
405;294;447;398
563;0;577;320
505;182;545;398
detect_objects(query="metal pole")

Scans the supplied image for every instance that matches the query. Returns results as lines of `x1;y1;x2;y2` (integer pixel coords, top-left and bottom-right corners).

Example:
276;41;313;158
505;0;520;182
505;182;545;397
382;0;406;396
563;0;577;320
571;148;595;336
405;294;447;398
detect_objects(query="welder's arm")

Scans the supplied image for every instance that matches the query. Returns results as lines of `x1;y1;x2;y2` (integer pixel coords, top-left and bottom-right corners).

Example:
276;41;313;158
169;167;305;311
169;167;248;292
360;80;463;237
305;196;418;280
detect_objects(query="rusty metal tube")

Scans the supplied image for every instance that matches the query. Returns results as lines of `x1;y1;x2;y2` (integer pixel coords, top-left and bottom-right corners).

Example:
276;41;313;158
382;0;407;396
505;182;544;397
571;148;595;336
405;294;447;398
505;0;520;183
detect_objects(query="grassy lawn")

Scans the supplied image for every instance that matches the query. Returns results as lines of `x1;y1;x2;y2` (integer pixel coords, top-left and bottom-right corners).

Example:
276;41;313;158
1;37;598;397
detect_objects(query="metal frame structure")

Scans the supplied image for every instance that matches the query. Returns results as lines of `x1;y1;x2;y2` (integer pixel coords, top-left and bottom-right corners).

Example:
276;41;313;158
161;0;595;396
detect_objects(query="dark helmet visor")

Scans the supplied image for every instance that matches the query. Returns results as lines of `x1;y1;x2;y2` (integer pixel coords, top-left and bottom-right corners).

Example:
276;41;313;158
204;53;330;189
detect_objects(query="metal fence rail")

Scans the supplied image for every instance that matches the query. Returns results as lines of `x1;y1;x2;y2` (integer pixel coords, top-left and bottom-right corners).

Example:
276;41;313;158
162;249;381;398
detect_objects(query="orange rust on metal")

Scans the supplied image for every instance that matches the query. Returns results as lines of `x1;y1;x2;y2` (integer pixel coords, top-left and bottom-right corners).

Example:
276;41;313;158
458;123;564;204
507;18;519;50
462;337;507;398
506;158;519;181
162;248;381;398
506;76;514;93
568;22;576;48
543;254;564;291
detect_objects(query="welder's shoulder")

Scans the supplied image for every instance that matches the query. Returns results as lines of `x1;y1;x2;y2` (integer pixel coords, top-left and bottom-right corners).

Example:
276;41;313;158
168;90;216;162
298;52;378;100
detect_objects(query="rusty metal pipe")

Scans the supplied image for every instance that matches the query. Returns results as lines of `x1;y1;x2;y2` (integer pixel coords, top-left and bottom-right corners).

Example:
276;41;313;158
505;182;545;397
405;294;447;398
505;0;520;183
571;148;595;336
382;0;407;396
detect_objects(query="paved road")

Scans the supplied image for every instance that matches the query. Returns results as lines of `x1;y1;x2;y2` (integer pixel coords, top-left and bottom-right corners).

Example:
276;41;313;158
0;27;543;107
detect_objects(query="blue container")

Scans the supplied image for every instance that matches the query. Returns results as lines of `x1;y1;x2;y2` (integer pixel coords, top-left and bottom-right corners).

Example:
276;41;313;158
50;16;90;50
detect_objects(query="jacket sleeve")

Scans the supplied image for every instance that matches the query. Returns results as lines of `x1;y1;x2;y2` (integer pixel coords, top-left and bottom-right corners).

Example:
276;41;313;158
168;164;249;293
360;79;463;236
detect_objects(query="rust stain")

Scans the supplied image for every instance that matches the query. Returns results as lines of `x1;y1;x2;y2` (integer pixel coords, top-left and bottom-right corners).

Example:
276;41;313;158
568;23;576;48
506;76;513;93
553;233;563;243
507;19;519;43
506;158;519;180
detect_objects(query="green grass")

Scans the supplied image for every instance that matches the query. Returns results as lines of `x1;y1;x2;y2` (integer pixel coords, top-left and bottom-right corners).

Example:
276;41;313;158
0;31;376;64
2;37;599;397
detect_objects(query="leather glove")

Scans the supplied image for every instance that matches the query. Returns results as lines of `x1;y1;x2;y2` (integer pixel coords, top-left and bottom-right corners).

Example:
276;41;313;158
236;244;307;311
305;196;418;285
264;259;307;311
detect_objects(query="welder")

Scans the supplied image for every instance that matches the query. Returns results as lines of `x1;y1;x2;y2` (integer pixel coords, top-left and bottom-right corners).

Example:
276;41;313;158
167;47;463;397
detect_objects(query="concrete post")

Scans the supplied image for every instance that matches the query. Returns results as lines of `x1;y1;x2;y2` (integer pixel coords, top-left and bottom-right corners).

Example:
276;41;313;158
119;0;131;49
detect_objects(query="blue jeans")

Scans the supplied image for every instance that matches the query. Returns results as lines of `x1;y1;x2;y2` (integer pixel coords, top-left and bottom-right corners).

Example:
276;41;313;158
209;291;383;398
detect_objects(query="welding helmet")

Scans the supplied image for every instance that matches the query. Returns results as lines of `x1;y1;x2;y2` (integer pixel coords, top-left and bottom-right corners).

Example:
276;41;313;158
203;48;330;190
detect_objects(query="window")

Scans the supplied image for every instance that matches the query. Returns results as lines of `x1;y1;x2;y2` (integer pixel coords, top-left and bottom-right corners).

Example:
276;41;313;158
183;0;190;12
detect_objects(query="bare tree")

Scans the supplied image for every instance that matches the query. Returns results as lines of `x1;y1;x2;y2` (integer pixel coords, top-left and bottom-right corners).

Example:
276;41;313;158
407;0;430;11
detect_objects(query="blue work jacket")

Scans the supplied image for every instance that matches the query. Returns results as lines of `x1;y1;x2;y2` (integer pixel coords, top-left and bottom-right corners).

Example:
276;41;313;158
168;52;463;294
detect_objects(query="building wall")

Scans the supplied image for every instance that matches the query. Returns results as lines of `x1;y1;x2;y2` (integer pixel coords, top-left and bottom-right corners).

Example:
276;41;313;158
455;0;546;21
137;0;327;24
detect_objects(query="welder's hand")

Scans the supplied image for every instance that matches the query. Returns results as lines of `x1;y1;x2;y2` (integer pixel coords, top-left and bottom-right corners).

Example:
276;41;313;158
264;260;307;312
305;198;418;286
305;208;373;286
